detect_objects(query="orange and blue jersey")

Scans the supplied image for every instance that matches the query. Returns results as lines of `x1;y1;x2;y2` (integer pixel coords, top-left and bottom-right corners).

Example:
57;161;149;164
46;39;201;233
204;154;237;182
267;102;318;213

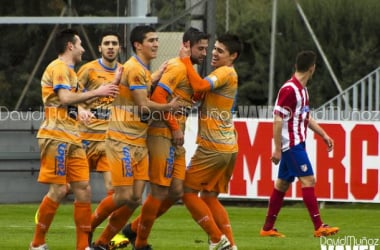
37;58;82;145
196;66;239;153
77;58;122;141
149;57;194;138
106;55;152;146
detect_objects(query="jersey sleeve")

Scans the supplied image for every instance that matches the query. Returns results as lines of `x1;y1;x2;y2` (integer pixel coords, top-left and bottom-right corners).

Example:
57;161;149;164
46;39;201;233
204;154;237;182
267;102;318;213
122;66;148;91
274;86;296;119
157;60;185;95
180;57;212;92
151;85;179;131
205;66;232;89
52;63;73;93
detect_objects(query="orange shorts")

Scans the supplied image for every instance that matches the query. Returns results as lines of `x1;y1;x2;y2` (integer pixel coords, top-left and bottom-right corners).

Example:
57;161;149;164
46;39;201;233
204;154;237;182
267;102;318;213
147;135;186;187
82;140;110;172
105;139;149;187
184;146;237;193
37;138;89;184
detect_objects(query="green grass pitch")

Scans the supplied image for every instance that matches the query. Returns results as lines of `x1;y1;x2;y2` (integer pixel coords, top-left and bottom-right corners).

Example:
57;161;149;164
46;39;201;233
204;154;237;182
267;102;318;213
1;202;379;250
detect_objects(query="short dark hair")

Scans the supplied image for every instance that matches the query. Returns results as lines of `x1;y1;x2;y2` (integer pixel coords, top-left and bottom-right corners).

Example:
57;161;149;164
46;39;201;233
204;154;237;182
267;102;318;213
130;25;156;53
182;27;210;47
217;33;242;61
55;28;79;54
295;50;317;72
99;30;121;45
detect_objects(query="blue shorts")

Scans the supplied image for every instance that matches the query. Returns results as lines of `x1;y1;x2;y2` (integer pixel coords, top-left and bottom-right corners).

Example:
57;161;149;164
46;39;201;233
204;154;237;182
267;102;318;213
278;142;314;183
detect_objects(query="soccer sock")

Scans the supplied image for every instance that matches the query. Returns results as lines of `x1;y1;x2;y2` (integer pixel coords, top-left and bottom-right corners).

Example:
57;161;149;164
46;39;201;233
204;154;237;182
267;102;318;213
131;215;140;233
130;197;175;234
202;196;235;246
91;195;118;231
263;188;285;231
32;195;59;247
135;195;161;248
74;202;92;250
156;198;175;217
302;187;323;230
182;193;222;243
96;205;133;246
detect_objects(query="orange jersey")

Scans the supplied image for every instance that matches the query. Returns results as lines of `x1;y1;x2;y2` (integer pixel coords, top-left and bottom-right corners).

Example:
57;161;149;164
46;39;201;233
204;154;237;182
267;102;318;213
106;56;152;146
37;59;82;145
77;59;122;141
197;66;238;152
149;57;194;138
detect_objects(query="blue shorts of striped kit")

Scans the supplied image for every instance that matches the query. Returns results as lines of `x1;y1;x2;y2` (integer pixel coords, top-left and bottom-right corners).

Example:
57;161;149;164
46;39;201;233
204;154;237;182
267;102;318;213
278;142;314;183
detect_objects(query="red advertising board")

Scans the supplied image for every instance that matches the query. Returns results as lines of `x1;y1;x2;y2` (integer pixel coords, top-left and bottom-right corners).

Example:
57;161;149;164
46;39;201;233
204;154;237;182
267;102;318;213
184;117;380;203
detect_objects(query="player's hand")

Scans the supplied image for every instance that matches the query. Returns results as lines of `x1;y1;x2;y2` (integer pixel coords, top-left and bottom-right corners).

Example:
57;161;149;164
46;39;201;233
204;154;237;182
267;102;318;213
323;135;334;152
179;41;191;59
152;61;168;84
96;84;119;97
172;129;184;146
112;66;124;85
168;96;181;111
271;150;281;165
78;107;94;125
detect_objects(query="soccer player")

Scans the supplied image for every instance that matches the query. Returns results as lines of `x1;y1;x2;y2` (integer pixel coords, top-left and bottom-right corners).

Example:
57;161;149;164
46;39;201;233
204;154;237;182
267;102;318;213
120;27;210;250
259;50;339;238
77;30;122;194
30;28;119;250
179;33;242;250
76;31;129;249
90;25;180;250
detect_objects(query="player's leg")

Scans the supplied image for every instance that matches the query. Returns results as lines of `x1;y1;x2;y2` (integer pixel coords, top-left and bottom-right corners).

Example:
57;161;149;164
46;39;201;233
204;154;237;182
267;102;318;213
68;144;93;250
296;144;339;237
260;178;288;237
182;146;230;247
202;152;237;247
91;140;133;248
30;139;69;249
134;135;173;249
94;186;135;247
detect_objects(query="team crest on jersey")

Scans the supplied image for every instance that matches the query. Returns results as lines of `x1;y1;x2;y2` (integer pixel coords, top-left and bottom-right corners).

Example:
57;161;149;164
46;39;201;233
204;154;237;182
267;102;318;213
300;164;308;172
302;105;310;112
134;76;140;84
57;75;64;82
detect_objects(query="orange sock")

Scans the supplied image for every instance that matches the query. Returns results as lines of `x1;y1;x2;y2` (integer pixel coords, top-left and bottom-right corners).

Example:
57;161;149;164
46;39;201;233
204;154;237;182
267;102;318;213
32;196;59;247
182;193;222;243
91;195;118;231
156;198;174;217
130;197;174;234
135;195;161;248
131;215;140;233
74;202;92;250
202;196;235;246
96;205;133;246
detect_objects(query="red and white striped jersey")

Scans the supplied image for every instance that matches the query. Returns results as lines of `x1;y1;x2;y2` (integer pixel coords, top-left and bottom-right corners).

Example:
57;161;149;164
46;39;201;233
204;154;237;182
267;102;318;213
273;75;310;150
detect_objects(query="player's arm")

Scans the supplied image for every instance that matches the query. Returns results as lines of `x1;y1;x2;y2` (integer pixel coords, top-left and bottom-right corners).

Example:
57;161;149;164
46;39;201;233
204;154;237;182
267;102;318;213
180;57;212;92
308;117;334;152
151;86;184;145
131;88;179;112
151;61;168;85
271;114;283;165
57;84;119;106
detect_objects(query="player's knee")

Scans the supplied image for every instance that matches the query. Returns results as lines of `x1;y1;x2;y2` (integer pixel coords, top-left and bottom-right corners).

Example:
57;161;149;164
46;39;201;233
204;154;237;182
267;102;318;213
169;189;183;201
